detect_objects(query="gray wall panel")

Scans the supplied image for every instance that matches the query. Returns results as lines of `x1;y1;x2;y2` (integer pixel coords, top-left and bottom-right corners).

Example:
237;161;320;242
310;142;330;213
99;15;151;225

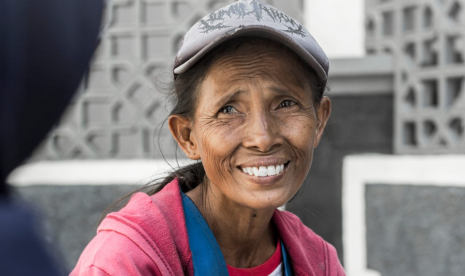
366;184;465;275
13;185;143;273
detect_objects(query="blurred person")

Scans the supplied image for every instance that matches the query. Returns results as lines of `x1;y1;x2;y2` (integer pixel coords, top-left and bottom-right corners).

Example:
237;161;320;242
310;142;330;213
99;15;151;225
0;0;103;275
72;1;345;275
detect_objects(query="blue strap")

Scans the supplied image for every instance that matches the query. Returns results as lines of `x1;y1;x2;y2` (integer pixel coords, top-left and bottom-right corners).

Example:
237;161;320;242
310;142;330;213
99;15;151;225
281;241;294;276
182;192;294;276
182;193;229;276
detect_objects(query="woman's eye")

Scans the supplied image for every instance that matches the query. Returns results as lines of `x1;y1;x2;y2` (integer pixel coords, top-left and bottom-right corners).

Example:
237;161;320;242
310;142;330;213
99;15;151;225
279;100;296;108
220;106;238;114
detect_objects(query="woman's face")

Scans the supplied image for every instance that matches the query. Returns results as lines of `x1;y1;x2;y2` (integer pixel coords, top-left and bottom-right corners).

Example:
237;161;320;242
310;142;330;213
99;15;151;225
178;41;330;210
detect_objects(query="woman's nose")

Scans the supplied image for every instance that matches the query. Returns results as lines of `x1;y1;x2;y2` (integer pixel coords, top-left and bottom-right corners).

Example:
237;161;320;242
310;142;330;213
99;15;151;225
242;112;283;152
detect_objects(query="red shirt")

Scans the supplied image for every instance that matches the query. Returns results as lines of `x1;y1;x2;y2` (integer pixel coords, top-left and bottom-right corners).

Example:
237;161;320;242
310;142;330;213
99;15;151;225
227;239;282;276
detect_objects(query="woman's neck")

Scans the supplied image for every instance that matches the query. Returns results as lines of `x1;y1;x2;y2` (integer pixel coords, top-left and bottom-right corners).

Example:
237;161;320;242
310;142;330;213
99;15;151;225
186;182;278;268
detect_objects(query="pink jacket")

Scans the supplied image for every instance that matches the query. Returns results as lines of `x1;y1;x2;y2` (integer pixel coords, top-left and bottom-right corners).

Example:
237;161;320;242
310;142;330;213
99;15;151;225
71;179;345;276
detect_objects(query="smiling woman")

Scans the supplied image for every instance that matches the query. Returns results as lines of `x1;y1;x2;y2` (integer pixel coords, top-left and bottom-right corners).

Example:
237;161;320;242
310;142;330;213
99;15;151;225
71;1;345;275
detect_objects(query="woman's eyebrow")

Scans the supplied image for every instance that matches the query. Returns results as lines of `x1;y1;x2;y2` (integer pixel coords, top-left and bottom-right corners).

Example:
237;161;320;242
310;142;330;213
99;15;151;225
212;90;246;106
268;86;288;95
269;86;301;98
269;86;308;101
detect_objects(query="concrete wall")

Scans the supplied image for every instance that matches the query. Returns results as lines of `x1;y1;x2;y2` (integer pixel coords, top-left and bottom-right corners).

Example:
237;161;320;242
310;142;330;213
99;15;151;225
366;0;465;154
366;184;465;276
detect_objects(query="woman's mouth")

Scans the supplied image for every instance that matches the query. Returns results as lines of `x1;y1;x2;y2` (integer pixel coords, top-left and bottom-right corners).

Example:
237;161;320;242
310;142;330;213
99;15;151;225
240;162;290;177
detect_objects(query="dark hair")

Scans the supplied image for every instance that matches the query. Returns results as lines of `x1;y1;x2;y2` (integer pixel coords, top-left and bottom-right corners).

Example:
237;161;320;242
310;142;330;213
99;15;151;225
102;37;327;218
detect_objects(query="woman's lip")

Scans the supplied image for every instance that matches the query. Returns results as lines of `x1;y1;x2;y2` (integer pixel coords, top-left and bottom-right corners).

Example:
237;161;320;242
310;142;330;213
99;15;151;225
237;157;290;168
238;162;289;185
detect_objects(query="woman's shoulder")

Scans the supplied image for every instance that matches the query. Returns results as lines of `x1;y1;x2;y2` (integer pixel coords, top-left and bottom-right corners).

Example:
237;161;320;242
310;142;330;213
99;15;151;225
273;209;345;276
71;179;193;276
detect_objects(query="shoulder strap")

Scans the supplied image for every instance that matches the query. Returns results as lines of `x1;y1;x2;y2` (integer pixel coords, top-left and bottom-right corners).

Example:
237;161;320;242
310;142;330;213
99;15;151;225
182;193;229;276
281;240;294;276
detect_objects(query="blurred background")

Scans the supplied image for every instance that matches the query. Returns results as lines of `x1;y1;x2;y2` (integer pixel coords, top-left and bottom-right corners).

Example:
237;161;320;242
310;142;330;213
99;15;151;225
6;0;465;275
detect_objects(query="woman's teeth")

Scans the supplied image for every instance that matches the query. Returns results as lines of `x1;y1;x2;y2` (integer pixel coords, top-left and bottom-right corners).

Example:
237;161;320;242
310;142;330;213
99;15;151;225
241;164;285;177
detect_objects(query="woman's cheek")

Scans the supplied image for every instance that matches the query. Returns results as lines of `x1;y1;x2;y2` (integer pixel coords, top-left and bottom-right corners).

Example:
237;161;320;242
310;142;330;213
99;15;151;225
198;119;243;179
201;119;244;150
281;114;317;145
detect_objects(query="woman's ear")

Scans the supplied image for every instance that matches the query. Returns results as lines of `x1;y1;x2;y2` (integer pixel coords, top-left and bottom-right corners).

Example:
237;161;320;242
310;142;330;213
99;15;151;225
313;96;331;148
168;115;201;160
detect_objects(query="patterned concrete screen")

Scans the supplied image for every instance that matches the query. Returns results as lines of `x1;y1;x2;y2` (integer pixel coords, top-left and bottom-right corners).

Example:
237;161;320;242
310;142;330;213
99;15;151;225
32;0;304;161
365;0;465;154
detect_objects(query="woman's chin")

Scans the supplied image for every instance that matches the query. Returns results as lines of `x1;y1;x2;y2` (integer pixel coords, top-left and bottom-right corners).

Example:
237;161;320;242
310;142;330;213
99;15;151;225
235;191;292;211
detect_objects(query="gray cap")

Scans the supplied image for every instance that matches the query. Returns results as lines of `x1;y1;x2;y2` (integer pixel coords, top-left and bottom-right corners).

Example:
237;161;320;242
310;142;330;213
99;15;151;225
173;0;329;81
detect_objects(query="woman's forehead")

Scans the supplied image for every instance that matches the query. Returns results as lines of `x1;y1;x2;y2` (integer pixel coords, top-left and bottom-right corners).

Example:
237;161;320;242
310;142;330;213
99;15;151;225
206;42;309;87
195;50;312;108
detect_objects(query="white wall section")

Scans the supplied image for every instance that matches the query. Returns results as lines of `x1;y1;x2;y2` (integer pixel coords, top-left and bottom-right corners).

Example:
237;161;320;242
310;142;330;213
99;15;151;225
305;0;365;58
342;154;465;276
7;159;194;186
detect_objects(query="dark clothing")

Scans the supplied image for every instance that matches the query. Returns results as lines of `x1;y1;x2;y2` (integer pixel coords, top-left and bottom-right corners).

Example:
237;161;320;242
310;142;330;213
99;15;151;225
0;0;103;274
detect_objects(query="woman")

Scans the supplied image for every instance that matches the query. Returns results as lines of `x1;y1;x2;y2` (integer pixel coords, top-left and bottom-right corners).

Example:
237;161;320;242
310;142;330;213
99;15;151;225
72;0;345;275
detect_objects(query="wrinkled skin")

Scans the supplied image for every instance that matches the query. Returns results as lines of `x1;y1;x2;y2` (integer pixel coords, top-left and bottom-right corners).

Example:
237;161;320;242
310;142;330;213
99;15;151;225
169;41;331;268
